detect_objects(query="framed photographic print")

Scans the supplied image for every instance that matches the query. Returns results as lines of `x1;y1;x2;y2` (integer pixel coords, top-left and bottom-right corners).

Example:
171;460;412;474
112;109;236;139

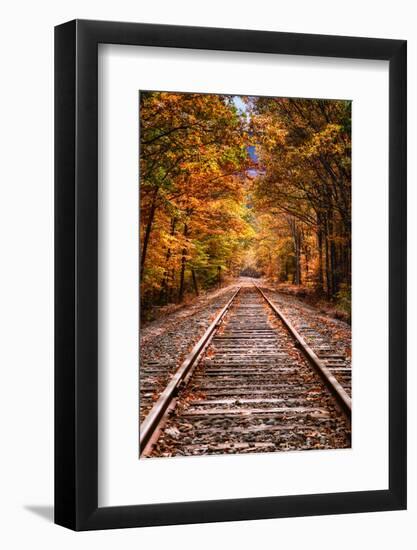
55;20;406;530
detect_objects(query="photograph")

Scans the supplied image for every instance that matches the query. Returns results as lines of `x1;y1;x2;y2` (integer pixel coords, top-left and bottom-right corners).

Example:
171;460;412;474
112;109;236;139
139;91;352;458
0;0;409;543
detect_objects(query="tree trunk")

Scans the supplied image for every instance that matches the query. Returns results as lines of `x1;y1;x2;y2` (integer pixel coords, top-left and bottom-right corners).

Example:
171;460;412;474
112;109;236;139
304;243;309;280
317;230;324;292
292;223;302;285
178;223;188;302
168;268;176;303
296;229;302;285
140;186;159;279
191;268;199;296
316;210;325;293
324;220;332;297
329;217;338;296
160;217;176;303
287;217;301;285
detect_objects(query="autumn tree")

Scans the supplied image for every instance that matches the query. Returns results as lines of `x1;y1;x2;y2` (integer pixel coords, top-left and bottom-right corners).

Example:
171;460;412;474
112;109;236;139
140;92;253;310
139;92;351;315
250;97;351;300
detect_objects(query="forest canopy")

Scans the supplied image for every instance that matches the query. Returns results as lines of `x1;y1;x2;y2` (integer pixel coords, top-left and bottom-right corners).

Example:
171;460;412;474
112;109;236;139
139;91;351;314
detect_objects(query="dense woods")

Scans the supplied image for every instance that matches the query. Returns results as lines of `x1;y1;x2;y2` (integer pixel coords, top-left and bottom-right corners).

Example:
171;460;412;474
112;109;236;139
140;92;351;315
250;97;351;302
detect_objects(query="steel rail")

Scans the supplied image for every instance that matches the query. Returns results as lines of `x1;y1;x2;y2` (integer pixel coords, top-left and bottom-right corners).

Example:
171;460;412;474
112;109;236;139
139;286;241;456
254;284;352;420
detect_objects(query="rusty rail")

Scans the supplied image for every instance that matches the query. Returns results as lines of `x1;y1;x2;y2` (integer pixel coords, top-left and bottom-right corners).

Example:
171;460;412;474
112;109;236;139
139;286;241;456
255;284;352;420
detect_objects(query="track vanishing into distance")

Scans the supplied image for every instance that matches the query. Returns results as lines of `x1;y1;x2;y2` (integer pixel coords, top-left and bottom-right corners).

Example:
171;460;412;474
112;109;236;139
140;282;351;458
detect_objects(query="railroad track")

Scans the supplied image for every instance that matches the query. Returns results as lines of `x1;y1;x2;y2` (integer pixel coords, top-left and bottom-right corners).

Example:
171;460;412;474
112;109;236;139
139;287;239;423
259;288;352;398
140;283;351;458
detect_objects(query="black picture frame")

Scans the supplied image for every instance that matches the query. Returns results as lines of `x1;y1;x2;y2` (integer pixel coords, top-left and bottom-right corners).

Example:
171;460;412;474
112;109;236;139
55;19;407;531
